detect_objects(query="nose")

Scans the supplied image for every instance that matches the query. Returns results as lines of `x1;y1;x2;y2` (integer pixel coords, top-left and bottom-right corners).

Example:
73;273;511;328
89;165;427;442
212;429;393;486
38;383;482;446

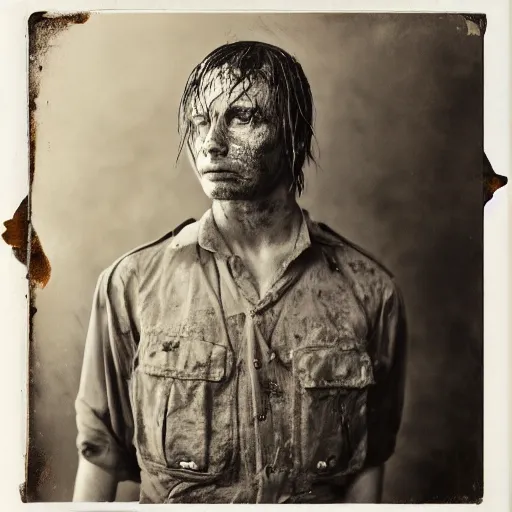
202;121;228;157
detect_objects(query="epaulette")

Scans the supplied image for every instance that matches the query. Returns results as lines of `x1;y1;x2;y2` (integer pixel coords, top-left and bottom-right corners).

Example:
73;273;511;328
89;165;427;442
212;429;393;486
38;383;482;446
104;218;197;282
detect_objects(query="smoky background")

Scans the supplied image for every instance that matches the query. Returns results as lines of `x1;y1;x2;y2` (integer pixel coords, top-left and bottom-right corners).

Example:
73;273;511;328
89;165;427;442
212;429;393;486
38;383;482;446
29;13;483;503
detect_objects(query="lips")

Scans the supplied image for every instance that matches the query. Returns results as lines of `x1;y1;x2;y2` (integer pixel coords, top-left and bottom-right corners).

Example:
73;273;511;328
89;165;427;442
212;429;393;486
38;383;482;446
203;168;235;174
202;163;239;176
203;170;239;181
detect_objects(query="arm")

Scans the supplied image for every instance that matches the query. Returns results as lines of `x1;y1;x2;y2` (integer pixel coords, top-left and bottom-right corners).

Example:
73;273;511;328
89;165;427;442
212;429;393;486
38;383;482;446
73;457;119;502
73;265;140;502
354;279;407;502
343;465;384;503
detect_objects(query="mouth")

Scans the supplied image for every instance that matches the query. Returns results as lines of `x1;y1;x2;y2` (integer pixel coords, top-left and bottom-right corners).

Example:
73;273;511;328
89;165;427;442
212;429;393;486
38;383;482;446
202;169;239;181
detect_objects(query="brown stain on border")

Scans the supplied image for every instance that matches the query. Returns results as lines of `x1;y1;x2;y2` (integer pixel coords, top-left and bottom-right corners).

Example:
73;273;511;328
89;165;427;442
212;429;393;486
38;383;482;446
28;12;90;187
2;197;51;288
483;153;508;205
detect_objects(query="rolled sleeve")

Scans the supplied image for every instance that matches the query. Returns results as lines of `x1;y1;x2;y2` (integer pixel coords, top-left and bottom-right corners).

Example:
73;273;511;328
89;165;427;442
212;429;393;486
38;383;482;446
75;262;140;482
364;280;407;468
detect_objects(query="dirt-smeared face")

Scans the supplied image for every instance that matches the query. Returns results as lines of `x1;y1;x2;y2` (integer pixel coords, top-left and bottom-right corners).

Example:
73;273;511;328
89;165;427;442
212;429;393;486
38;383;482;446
186;67;286;200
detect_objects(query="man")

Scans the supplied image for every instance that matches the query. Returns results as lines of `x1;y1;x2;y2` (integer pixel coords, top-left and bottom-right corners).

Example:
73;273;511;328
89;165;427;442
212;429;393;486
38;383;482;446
73;41;407;504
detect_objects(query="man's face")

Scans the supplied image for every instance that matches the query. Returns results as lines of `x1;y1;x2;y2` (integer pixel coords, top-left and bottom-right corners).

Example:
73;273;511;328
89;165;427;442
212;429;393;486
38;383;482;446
186;68;285;200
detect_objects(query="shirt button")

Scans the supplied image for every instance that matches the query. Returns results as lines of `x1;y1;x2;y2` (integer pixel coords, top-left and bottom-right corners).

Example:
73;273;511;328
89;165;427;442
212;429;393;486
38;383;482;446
253;359;262;370
268;381;279;394
257;413;266;421
316;460;328;471
269;351;276;362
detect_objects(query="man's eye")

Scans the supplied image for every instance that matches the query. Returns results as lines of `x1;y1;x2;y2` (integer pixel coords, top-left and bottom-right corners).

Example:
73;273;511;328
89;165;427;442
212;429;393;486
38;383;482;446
234;112;252;124
229;108;256;125
191;116;209;127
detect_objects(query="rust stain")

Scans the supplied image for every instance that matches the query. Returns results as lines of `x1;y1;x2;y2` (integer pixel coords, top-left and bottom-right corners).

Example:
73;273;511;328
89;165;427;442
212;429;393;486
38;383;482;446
29;12;90;185
483;152;507;205
7;12;91;288
2;196;51;288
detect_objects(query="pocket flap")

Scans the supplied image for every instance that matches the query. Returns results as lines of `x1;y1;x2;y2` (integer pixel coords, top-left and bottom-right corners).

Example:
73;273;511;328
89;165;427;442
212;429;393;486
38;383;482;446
140;334;227;382
294;346;374;388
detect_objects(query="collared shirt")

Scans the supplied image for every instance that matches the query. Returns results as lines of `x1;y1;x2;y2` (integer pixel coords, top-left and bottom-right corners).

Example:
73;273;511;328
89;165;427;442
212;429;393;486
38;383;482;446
75;208;407;504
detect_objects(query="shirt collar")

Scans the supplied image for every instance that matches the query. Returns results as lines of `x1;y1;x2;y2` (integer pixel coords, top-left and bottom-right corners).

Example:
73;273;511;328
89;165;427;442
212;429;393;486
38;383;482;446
197;207;315;258
304;210;343;247
197;208;232;256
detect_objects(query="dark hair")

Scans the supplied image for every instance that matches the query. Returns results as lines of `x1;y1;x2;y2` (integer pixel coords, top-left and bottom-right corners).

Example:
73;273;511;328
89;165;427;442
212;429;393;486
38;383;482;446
178;41;315;196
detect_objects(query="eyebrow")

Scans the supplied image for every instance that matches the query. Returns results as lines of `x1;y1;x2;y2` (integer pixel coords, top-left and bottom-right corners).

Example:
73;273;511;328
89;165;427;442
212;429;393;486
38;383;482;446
189;100;260;118
228;104;256;112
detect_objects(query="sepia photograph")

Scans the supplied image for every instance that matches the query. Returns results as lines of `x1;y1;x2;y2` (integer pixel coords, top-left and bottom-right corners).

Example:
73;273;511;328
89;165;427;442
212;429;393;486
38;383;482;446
25;12;484;504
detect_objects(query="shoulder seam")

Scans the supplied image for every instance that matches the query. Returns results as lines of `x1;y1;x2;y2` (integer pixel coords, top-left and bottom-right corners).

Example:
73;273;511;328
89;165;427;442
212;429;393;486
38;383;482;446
317;222;395;278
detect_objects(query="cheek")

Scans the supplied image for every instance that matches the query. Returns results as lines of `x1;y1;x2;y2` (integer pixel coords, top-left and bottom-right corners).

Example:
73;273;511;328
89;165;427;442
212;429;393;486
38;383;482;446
191;134;204;157
230;128;277;162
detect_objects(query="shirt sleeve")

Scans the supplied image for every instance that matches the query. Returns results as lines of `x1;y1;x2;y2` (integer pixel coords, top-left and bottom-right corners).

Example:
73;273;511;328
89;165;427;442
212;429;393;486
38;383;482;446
364;279;407;468
75;261;141;482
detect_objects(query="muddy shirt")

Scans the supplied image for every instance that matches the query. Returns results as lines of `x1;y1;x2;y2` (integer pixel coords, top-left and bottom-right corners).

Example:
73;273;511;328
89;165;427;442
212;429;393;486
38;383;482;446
75;209;407;503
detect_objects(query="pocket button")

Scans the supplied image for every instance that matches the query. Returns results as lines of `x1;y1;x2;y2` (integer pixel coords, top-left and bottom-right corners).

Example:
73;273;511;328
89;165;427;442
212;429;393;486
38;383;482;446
316;460;328;471
162;340;180;352
179;460;198;471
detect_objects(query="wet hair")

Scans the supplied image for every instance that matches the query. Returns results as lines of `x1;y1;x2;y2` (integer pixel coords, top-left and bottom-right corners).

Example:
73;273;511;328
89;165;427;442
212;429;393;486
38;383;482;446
178;41;315;196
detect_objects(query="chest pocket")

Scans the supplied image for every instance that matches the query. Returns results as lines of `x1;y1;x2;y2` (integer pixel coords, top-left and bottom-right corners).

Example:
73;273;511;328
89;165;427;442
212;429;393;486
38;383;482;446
131;329;233;477
293;345;375;479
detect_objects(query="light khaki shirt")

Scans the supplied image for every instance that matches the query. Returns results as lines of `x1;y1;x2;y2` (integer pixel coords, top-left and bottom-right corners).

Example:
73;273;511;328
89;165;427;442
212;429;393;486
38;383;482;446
75;209;407;503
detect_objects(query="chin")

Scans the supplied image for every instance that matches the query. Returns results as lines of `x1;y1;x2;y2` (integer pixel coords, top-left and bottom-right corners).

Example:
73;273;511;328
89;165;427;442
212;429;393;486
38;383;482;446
201;180;258;201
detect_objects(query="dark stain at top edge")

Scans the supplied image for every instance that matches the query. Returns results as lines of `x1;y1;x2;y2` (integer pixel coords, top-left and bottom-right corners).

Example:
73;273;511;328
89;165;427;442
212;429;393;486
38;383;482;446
28;11;90;33
28;12;90;183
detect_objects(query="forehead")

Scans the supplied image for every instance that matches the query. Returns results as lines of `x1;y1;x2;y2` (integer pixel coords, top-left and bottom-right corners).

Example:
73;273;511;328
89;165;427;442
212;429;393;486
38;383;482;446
191;65;272;114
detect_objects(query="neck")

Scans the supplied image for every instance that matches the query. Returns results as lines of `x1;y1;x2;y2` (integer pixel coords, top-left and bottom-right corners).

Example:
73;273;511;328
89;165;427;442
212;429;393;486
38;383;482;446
211;186;302;253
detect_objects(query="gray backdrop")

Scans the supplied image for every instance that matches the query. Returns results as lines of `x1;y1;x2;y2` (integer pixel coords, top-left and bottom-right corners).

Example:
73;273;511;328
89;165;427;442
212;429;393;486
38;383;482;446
29;13;483;503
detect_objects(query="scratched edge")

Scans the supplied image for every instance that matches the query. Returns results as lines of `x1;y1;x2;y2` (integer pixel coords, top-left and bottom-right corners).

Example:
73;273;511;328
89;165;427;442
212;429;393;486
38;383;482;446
24;11;91;502
25;11;38;502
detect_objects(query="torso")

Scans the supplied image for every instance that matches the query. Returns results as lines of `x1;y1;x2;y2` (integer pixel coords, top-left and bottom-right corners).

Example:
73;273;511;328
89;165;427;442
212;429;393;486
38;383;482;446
109;209;398;503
